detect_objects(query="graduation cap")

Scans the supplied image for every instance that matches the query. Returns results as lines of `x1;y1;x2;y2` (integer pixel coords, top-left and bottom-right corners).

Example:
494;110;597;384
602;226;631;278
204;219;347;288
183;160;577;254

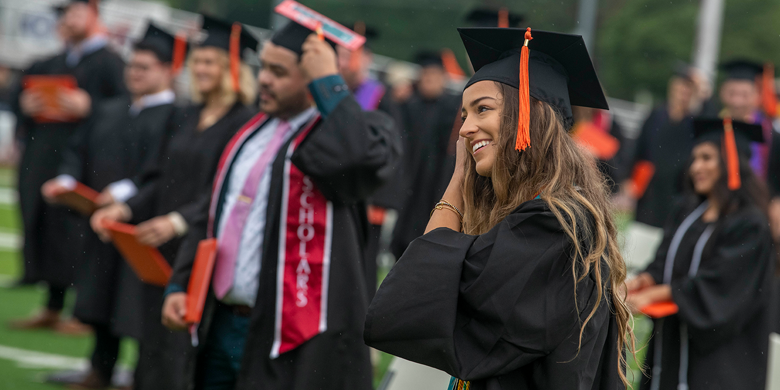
459;27;608;151
672;61;693;82
721;59;764;81
199;15;258;93
693;118;763;190
53;0;96;17
134;22;188;71
271;21;337;57
338;21;379;41
201;15;259;54
465;7;524;28
415;50;444;68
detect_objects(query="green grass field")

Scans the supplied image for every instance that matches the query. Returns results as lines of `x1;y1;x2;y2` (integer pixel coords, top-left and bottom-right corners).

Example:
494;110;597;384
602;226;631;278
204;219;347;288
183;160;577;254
0;169;136;390
0;167;651;389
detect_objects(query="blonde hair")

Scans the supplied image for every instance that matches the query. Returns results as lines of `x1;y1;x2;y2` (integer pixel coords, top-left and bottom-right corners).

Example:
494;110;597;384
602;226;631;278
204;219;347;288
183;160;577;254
187;48;256;107
462;83;635;387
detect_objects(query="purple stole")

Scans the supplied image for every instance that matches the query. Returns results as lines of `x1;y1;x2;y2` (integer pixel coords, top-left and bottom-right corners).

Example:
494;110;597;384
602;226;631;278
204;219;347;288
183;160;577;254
353;79;386;111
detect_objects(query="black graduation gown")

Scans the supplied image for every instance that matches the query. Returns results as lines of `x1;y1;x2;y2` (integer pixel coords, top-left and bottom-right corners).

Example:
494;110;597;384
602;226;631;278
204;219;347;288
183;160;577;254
58;96;174;335
170;97;401;390
640;202;772;390
390;91;461;259
366;200;625;390
632;107;695;228
14;47;126;286
124;102;254;390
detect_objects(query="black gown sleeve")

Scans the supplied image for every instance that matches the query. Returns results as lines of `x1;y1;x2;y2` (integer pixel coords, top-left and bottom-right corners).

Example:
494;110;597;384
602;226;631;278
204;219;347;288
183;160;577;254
57;115;95;181
765;129;780;198
672;208;773;337
365;203;606;381
292;96;402;205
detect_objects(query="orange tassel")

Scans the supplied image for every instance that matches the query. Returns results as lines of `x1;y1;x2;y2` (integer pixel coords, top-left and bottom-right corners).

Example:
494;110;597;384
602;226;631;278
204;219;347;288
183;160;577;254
229;23;241;93
762;63;777;118
516;28;533;152
349;21;366;73
723;118;741;190
498;8;509;28
172;32;187;76
441;48;465;79
315;21;324;41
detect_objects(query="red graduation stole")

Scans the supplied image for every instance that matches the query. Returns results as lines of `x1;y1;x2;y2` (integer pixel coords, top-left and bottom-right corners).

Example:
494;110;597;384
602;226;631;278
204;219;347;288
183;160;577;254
270;119;333;358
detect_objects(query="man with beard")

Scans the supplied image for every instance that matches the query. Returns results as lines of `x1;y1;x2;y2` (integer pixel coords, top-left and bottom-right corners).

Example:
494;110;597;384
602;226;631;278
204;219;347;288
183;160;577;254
160;18;400;390
10;0;126;330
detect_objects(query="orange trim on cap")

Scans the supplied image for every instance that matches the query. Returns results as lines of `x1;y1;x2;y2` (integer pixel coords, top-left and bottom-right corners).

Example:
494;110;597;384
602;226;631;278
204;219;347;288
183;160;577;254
723;118;741;190
172;32;187;76
516;28;532;152
229;23;241;93
762;63;777;118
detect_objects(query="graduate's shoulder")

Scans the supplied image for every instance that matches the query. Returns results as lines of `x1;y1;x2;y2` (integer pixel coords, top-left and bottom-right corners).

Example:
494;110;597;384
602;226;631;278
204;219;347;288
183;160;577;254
96;95;132;114
719;204;770;238
503;198;565;233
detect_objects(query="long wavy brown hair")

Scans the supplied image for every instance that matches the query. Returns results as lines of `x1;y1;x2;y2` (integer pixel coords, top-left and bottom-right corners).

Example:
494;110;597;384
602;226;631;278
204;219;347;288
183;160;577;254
462;82;635;386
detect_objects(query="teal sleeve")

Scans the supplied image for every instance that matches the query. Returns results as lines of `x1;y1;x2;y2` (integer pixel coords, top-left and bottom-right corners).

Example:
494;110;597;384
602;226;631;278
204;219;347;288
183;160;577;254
308;74;350;118
164;283;185;298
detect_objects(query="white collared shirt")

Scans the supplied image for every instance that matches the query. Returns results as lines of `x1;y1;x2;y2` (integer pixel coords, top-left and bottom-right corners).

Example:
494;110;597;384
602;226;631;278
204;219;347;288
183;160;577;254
129;89;175;117
218;106;318;306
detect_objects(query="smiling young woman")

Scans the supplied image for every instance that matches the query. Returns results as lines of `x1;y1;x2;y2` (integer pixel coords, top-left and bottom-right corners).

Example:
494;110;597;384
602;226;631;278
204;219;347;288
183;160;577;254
365;28;633;389
625;118;773;390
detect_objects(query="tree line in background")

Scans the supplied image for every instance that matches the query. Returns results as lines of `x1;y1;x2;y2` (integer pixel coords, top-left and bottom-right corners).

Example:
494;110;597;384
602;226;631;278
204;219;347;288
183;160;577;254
165;0;780;102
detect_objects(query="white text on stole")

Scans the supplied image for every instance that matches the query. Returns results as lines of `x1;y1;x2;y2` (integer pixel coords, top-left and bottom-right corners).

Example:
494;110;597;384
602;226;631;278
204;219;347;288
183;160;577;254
295;176;316;308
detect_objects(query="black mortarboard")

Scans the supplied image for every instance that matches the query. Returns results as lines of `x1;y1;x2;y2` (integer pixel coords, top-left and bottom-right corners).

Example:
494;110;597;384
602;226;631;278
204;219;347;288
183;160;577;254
465;7;524;28
53;0;93;17
459;27;608;129
200;15;258;54
673;61;693;82
270;21;336;57
721;59;763;81
694;118;763;154
694;118;763;190
135;23;181;63
415;51;444;68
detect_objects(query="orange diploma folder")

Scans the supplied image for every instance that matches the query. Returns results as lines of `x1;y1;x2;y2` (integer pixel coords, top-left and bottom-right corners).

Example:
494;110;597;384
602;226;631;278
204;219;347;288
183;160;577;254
105;221;171;287
185;238;218;324
22;75;78;123
53;182;99;216
572;121;620;161
640;301;679;319
629;160;656;199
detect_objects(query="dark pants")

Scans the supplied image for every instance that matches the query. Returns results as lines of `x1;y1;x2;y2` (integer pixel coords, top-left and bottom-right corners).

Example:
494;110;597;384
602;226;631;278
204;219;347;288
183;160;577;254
91;323;120;384
46;285;66;311
196;303;250;390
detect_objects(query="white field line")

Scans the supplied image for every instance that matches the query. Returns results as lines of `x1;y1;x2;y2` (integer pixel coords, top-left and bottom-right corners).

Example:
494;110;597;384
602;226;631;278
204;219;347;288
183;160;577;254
0;344;87;370
0;231;21;250
0;188;16;205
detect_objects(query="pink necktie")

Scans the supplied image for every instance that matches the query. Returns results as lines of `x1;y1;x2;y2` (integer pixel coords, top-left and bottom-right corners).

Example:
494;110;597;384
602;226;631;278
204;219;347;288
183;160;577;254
212;120;291;299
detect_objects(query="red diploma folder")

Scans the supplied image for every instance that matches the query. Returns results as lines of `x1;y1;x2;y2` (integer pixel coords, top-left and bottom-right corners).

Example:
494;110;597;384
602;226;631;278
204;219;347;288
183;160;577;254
274;0;366;51
629;160;656;199
22;75;78;123
105;221;171;287
640;301;679;319
185;238;218;324
53;182;100;216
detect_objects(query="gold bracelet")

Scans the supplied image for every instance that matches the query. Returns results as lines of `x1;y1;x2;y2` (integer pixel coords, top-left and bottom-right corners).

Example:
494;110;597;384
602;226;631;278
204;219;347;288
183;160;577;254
430;203;463;221
437;199;463;220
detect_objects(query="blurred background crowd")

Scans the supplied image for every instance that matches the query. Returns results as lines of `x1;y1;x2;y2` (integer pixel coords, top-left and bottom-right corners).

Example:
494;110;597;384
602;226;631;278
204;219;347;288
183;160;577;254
0;0;780;389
